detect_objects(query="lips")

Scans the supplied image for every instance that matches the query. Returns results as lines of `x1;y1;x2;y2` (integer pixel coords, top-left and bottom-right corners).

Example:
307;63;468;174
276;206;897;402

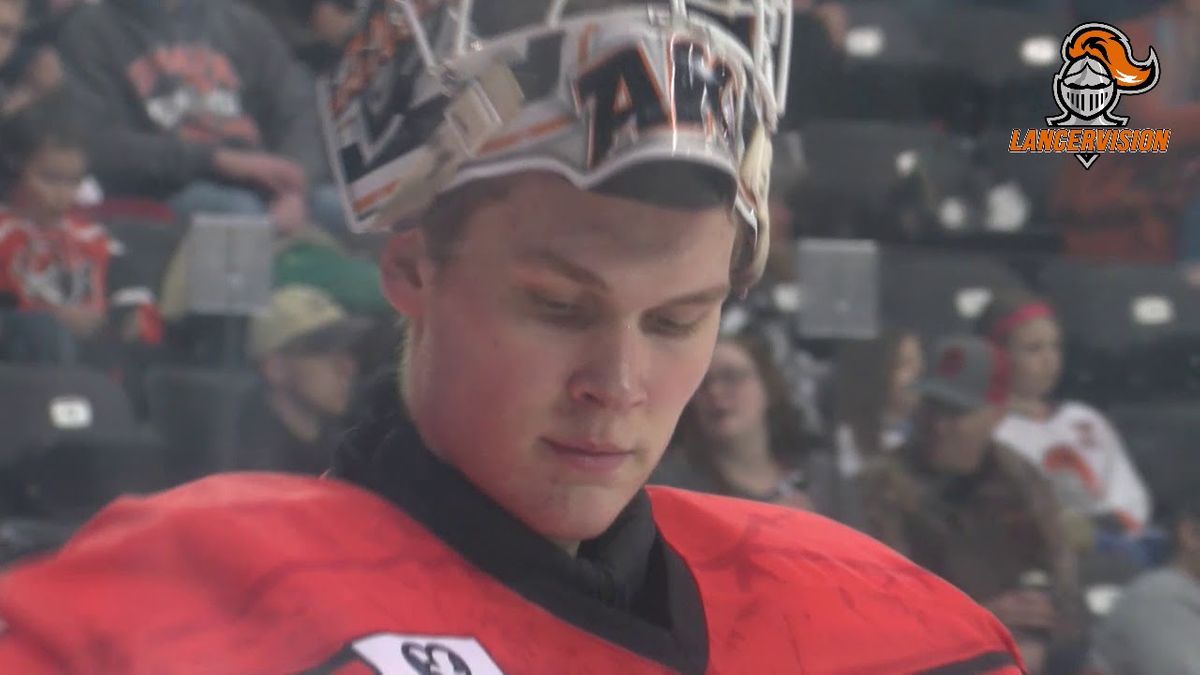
542;438;634;473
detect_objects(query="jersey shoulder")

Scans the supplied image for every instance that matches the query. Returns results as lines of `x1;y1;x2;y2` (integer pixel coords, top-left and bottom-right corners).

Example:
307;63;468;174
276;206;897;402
1;473;405;595
650;484;948;577
647;486;1020;659
995;410;1049;435
1056;400;1106;423
0;476;431;671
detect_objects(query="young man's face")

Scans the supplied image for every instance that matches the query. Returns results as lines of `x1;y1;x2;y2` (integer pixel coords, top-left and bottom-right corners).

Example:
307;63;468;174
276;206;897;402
0;0;24;68
268;349;358;419
13;144;86;226
388;173;736;547
919;400;1004;475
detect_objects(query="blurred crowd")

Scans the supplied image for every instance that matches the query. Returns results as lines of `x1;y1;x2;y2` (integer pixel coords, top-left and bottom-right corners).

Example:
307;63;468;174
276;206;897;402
0;1;1199;674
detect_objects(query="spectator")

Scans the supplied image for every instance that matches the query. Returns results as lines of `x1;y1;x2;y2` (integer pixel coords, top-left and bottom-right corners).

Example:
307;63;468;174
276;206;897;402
306;1;357;51
1051;0;1200;265
235;284;366;474
1122;0;1200;148
0;94;111;364
978;290;1152;535
782;0;847;128
1090;492;1200;674
654;331;844;517
0;0;62;115
1121;0;1200;281
832;327;923;478
56;0;345;237
858;335;1085;674
0;0;22;77
248;0;358;74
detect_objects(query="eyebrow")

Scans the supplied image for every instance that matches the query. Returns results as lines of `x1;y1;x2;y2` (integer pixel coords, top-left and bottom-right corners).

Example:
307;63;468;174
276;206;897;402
516;248;607;289
514;247;731;307
663;283;732;308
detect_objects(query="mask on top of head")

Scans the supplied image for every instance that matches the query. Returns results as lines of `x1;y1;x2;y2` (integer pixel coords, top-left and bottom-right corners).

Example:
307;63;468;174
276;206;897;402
317;0;793;292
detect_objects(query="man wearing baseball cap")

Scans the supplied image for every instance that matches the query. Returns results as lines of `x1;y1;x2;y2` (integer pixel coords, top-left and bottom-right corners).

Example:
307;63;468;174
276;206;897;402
860;335;1086;674
234;285;369;474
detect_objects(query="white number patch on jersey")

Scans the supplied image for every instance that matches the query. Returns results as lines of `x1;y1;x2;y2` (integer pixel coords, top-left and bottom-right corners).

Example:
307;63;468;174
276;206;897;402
350;633;504;675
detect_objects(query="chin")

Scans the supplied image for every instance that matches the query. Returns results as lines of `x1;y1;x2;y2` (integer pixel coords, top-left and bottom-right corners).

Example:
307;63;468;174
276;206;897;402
698;420;730;437
529;489;634;543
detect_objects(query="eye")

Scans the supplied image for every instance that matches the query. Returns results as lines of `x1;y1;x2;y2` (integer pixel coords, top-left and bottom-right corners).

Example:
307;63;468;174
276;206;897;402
534;294;575;313
528;291;590;327
646;312;704;338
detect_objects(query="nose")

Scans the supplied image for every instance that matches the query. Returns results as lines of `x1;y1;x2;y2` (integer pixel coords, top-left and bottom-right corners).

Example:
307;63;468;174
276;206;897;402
1048;345;1062;364
700;377;733;403
333;352;357;378
52;185;77;211
927;410;954;441
567;321;649;412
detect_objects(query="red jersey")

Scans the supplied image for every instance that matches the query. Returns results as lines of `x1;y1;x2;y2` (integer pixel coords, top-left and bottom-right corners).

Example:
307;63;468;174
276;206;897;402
0;209;113;312
0;474;1023;674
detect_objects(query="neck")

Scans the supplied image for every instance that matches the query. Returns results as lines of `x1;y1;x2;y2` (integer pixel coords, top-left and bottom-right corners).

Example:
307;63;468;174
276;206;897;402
268;388;323;443
16;206;61;229
882;401;910;427
1009;395;1048;418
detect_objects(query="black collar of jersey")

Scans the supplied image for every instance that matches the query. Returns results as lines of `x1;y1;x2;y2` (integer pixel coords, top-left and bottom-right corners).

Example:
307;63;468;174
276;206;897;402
332;376;709;674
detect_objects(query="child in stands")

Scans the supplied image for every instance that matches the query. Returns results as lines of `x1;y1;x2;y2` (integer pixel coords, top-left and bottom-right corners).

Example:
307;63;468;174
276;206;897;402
0;94;112;363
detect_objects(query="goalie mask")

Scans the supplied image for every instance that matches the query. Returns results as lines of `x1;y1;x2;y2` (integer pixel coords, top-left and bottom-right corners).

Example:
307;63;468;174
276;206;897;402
318;0;793;291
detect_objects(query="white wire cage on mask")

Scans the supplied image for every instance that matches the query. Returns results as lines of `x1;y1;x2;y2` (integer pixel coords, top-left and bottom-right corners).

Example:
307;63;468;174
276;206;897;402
317;0;793;287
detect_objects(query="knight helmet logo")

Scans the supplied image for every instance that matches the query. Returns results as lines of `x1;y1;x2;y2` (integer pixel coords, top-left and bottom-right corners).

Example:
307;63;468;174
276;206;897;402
1049;23;1158;127
1009;22;1170;170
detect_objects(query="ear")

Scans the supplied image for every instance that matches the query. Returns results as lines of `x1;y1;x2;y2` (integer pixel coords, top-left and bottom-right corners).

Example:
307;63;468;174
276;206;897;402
380;229;432;318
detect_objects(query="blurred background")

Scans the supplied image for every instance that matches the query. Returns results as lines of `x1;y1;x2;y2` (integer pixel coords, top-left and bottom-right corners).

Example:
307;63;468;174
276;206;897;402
0;1;1199;673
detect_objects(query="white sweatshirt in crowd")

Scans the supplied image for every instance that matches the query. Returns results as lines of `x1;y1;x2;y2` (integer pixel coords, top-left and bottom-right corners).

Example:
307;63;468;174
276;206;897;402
993;401;1151;531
